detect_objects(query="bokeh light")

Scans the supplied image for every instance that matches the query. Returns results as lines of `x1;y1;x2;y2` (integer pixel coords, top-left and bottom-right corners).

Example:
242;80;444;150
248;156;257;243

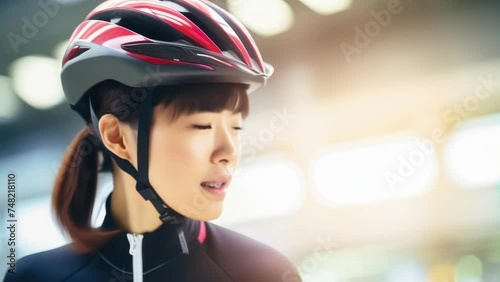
311;133;437;206
0;75;21;123
444;114;500;188
214;154;304;225
455;255;483;282
227;0;294;37
9;55;64;110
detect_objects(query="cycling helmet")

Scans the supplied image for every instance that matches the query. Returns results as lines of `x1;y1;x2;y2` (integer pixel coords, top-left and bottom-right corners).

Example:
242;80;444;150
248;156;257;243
62;0;273;118
60;0;273;252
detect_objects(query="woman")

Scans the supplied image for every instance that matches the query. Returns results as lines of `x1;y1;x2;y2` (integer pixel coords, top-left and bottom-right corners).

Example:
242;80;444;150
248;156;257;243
4;0;301;281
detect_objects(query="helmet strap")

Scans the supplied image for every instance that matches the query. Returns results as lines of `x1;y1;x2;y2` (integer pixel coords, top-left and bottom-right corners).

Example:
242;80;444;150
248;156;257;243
89;93;189;254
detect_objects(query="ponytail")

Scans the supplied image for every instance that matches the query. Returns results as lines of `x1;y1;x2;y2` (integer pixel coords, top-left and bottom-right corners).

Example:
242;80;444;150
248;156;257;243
52;127;119;253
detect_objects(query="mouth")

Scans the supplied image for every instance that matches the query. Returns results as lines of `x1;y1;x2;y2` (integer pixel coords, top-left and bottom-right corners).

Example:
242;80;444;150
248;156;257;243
200;175;231;198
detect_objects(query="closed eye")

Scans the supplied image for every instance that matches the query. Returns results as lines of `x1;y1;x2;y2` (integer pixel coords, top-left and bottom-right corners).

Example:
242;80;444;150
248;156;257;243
193;124;212;130
193;125;243;131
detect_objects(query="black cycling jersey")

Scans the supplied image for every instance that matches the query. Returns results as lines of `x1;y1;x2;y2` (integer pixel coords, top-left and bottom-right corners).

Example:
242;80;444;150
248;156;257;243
3;194;300;282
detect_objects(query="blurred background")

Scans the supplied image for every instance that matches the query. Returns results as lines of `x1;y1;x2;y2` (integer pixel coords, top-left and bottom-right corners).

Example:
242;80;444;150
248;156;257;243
1;0;500;281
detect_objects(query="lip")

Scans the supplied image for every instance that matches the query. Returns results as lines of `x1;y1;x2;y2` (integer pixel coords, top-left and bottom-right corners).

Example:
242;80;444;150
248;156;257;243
200;175;231;199
202;175;231;185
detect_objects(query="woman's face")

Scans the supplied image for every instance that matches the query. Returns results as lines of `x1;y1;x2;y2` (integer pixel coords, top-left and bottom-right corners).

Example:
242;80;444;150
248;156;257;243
147;104;243;221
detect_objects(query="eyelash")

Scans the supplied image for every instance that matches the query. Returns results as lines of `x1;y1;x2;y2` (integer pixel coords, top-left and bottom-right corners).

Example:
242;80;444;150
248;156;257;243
194;125;243;130
194;125;212;130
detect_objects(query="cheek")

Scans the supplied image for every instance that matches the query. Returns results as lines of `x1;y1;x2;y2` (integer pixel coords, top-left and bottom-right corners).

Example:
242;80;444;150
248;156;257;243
152;136;197;170
148;128;212;182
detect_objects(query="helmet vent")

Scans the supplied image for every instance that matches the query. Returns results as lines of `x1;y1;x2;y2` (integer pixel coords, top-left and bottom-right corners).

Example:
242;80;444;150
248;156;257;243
178;8;247;63
201;1;261;69
63;45;90;65
89;9;199;47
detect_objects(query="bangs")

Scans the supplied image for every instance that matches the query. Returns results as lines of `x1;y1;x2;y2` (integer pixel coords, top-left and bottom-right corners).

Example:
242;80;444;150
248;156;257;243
88;81;249;125
153;83;250;120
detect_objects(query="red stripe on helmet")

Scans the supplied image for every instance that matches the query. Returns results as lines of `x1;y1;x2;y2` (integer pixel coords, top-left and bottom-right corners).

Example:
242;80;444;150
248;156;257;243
67;20;215;69
67;21;92;47
146;5;222;54
78;21;113;41
79;22;152;50
179;0;252;67
86;0;222;54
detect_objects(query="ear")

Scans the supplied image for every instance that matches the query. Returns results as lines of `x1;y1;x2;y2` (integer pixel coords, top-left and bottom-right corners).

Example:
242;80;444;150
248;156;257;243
98;114;137;167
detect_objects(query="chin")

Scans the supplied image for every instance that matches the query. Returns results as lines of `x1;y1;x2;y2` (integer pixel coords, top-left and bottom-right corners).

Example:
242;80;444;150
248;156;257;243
174;201;224;221
196;211;222;221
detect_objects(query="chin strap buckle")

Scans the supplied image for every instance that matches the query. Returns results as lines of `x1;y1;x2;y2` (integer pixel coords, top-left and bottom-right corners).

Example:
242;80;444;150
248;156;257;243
136;182;188;254
136;181;183;226
159;212;180;224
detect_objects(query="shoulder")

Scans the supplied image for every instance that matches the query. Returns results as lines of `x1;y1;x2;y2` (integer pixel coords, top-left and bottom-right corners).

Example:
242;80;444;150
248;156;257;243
203;222;301;282
3;244;96;282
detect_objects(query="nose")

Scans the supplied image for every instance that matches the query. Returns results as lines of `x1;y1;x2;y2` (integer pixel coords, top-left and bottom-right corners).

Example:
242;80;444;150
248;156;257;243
211;124;240;166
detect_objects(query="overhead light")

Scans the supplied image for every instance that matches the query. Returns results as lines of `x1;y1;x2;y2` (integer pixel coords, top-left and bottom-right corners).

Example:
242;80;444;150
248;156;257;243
298;0;352;15
9;55;65;110
444;114;500;189
0;75;21;123
311;133;437;207
227;0;294;37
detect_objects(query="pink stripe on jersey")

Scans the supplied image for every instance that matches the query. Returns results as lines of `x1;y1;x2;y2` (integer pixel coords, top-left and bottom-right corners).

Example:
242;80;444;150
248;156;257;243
198;221;206;244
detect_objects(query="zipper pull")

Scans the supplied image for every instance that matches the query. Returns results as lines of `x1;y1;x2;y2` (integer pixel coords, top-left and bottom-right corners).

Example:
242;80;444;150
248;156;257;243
128;233;137;255
127;233;144;282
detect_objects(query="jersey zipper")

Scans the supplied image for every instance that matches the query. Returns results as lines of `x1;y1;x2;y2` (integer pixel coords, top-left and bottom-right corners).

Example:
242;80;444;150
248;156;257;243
127;233;144;282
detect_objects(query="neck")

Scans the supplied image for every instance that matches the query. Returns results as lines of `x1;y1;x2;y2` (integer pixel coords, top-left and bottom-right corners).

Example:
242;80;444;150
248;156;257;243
111;169;163;234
